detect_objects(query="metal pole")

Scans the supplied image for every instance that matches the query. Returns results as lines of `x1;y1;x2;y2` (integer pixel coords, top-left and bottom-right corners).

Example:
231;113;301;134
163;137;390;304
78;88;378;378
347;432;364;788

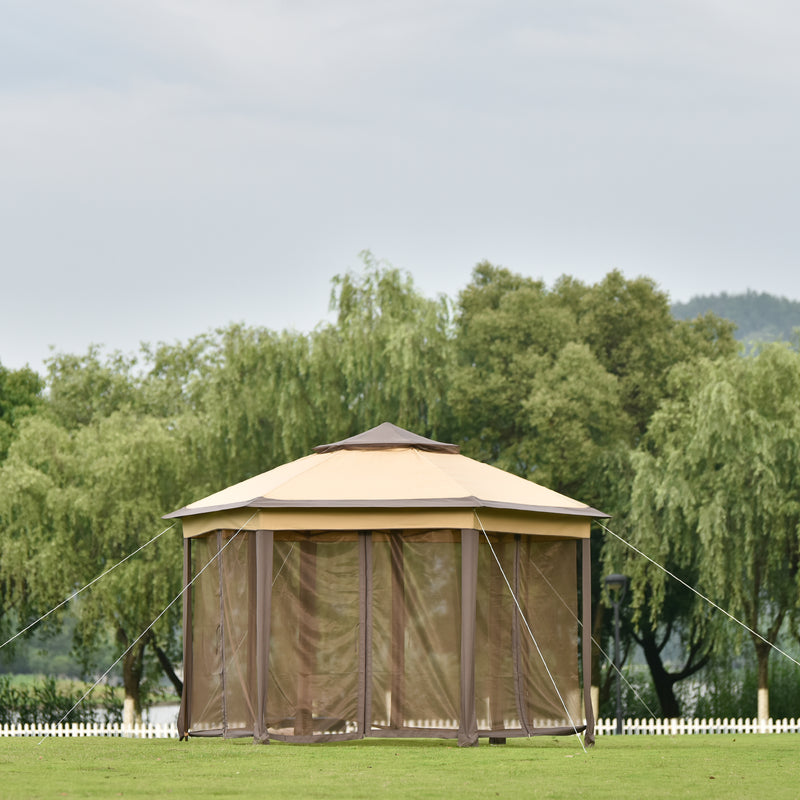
614;597;622;735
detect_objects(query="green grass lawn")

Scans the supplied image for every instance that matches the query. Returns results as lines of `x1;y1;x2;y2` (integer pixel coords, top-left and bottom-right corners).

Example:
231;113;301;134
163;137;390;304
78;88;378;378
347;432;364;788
1;734;798;800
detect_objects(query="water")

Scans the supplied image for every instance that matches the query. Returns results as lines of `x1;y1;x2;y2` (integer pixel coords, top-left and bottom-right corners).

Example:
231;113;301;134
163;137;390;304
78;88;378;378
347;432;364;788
146;703;179;725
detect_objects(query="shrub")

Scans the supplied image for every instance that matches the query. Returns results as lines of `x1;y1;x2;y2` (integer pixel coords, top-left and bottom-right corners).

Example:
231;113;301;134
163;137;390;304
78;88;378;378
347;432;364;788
0;676;121;725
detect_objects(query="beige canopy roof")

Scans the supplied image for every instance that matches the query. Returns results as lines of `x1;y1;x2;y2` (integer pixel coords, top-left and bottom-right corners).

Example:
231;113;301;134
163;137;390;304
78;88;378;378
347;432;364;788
166;422;608;538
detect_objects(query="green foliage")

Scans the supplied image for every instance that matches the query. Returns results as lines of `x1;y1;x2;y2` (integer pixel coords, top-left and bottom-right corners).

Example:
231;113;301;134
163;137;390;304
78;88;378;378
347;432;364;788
0;362;43;462
326;252;454;440
0;256;770;726
0;367;190;719
0;608;104;678
0;675;121;725
45;348;140;429
450;263;586;475
766;653;800;719
574;271;738;437
574;271;680;434
691;633;800;720
0;255;455;719
172;325;310;484
620;343;800;715
626;344;800;629
523;341;630;501
145;253;454;490
450;263;736;512
611;665;659;719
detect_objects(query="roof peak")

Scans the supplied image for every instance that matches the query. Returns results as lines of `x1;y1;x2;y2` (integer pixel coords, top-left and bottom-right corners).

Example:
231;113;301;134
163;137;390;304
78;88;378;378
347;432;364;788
313;422;460;454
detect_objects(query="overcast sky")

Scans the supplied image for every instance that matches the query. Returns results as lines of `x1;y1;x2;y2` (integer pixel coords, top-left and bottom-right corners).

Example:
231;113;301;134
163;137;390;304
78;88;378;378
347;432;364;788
3;0;799;373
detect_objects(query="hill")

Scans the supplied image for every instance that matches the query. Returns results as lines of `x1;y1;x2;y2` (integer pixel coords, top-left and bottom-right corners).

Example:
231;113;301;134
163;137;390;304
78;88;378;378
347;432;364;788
672;291;800;344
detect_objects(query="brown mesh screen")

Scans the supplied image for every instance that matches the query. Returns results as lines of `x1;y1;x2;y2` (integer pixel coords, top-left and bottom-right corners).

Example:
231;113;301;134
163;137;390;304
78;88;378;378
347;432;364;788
475;535;580;733
475;535;516;732
184;528;582;742
218;533;257;733
188;532;257;735
370;536;461;730
267;539;361;738
189;534;223;732
519;538;580;726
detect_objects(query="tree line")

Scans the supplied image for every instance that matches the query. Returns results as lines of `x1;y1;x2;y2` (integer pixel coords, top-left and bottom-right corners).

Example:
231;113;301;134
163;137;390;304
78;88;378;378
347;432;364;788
673;290;800;346
1;254;799;724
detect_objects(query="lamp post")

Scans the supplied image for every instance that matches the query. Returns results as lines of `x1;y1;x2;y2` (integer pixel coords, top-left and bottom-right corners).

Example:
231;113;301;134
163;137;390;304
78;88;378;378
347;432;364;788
604;573;628;735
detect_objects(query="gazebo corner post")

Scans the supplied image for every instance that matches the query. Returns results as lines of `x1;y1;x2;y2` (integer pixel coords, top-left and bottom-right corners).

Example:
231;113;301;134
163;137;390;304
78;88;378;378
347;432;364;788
253;530;274;744
389;532;405;731
582;537;595;747
487;535;506;744
357;531;373;738
177;536;192;742
459;529;479;747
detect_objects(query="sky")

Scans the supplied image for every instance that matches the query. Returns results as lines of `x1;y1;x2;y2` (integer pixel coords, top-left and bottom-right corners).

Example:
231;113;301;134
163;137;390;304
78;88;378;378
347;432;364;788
3;0;800;373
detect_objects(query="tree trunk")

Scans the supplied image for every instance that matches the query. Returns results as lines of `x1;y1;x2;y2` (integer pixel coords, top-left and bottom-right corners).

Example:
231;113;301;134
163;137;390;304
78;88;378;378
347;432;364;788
633;622;711;719
150;634;183;696
755;639;770;721
638;628;681;718
750;606;784;722
120;633;146;728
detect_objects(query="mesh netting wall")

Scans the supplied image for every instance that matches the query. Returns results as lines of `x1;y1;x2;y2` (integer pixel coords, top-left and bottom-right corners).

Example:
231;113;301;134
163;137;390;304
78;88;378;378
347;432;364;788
370;534;461;731
185;529;582;742
475;535;580;734
268;538;361;739
188;534;222;732
189;531;257;735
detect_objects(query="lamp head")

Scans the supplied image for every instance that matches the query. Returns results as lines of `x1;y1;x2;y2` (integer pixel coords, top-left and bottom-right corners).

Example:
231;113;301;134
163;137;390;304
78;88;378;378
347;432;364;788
604;573;628;597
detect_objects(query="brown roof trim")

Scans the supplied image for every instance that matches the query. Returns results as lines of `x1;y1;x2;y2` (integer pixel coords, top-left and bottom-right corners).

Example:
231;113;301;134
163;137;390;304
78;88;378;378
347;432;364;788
165;496;609;519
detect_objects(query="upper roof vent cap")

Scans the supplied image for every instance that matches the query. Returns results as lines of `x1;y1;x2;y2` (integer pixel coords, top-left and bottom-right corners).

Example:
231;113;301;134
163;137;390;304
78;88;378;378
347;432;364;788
313;422;460;454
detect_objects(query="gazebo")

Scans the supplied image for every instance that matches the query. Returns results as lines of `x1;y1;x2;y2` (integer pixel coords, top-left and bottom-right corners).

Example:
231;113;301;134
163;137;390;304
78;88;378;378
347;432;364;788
165;423;606;746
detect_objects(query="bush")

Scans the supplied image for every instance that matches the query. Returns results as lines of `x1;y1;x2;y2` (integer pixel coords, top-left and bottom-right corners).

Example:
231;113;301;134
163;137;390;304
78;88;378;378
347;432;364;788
0;676;122;725
766;656;800;720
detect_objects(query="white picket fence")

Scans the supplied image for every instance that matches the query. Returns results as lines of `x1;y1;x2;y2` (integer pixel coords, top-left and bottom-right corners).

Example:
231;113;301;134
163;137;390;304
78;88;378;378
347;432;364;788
1;718;799;738
0;722;179;738
594;717;800;735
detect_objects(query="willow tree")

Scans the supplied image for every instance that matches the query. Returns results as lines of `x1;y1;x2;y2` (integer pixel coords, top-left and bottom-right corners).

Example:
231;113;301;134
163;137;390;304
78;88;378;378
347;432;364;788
0;410;189;725
625;344;800;719
0;345;201;725
150;254;456;493
324;252;455;440
165;324;326;485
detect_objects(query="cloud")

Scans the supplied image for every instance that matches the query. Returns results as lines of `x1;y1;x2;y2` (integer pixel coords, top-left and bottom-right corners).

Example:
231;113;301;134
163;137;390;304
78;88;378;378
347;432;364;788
2;1;799;371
